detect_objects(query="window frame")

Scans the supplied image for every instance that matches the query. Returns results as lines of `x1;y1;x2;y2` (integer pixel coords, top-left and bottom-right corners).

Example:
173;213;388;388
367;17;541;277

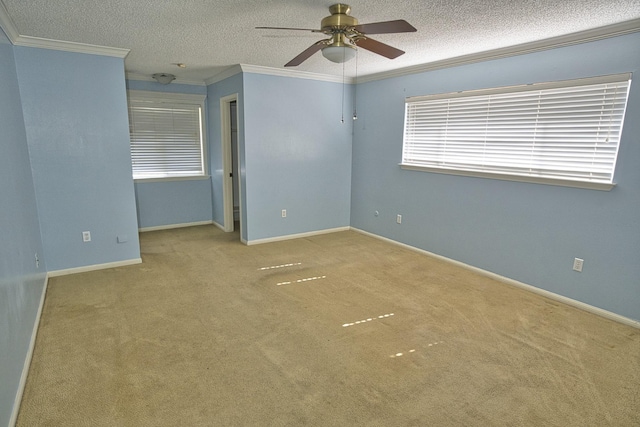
127;90;208;182
401;73;632;191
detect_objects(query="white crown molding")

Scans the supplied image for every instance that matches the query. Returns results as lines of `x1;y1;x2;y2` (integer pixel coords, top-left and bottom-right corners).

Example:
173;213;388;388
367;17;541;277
1;1;129;57
126;71;206;86
206;17;640;87
239;64;355;84
206;19;640;86
204;64;244;85
0;0;19;42
13;35;129;57
359;18;640;83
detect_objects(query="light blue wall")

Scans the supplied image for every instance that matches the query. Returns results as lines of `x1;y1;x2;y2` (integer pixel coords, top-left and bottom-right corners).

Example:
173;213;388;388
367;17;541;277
134;179;213;229
242;73;353;242
206;73;244;233
2;35;638;426
15;47;140;272
351;33;640;321
0;30;46;426
126;79;213;229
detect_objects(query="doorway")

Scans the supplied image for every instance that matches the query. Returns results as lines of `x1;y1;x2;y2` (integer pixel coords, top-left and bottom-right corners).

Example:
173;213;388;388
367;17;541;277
230;101;239;228
220;94;241;237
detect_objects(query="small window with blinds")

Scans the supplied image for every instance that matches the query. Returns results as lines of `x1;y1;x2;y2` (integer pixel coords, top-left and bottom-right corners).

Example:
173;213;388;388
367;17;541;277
401;74;631;190
128;91;206;180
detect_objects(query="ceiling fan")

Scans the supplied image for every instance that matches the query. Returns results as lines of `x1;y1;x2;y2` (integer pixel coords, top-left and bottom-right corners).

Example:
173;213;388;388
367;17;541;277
256;3;417;67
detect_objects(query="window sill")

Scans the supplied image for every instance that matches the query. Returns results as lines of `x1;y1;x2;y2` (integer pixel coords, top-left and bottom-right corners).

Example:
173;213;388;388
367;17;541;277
399;164;615;191
134;175;211;183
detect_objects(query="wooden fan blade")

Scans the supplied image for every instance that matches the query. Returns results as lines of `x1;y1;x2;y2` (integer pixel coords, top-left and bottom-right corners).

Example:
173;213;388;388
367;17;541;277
256;26;323;33
353;20;417;34
285;41;326;67
355;37;405;59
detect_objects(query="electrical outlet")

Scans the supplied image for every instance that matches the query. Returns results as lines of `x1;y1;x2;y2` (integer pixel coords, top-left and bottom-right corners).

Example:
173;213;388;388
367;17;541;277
282;209;287;218
82;231;91;242
396;214;402;224
573;258;584;272
35;252;40;269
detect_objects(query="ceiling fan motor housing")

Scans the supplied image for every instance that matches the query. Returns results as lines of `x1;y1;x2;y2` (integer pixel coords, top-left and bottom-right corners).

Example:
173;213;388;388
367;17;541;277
321;4;359;32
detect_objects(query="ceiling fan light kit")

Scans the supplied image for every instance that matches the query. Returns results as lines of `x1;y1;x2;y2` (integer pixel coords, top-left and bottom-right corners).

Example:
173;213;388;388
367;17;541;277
321;33;357;63
322;45;356;63
257;3;417;67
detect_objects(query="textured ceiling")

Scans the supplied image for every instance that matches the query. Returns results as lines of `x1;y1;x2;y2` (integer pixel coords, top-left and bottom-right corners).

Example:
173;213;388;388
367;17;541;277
2;0;640;83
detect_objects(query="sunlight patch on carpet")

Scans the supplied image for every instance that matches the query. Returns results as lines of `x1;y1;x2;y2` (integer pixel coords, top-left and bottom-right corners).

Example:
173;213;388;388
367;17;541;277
342;313;395;327
258;262;302;271
276;276;327;286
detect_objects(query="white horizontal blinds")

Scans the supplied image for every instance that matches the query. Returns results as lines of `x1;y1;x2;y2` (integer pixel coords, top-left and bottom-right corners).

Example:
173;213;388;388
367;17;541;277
129;99;204;179
403;74;630;184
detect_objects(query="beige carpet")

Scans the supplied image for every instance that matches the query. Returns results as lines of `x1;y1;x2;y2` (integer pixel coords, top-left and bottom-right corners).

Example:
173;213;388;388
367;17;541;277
17;226;640;426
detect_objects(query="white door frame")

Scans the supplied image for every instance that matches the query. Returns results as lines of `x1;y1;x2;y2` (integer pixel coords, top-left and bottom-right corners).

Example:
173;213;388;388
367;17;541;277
220;94;241;234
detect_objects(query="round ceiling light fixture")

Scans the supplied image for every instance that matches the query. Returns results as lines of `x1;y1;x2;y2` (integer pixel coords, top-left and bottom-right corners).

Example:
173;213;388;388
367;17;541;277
152;73;176;84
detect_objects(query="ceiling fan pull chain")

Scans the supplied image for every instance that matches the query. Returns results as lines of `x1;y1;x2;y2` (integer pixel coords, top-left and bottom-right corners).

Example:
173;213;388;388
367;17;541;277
341;47;346;123
353;48;358;120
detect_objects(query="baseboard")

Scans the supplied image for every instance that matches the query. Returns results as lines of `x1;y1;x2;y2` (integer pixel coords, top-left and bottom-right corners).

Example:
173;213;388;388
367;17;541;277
351;228;640;329
211;220;226;231
47;258;142;277
9;274;49;427
138;220;213;232
245;226;350;246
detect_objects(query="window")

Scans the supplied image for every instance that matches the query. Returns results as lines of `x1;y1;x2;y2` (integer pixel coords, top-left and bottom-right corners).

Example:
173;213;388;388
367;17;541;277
402;74;631;190
128;90;206;180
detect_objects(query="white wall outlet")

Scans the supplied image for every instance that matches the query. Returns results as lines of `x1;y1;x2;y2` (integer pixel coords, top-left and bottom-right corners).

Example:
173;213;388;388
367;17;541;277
281;209;287;218
82;231;91;242
573;258;584;272
396;214;402;224
35;252;40;269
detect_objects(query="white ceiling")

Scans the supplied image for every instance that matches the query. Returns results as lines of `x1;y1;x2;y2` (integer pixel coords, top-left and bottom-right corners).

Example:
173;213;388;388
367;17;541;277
2;0;640;83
